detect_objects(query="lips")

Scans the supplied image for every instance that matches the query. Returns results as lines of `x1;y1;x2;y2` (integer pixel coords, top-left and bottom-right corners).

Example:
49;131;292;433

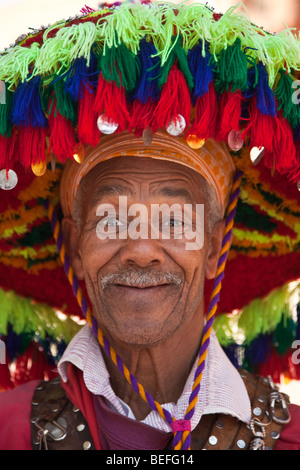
114;283;170;289
108;283;175;297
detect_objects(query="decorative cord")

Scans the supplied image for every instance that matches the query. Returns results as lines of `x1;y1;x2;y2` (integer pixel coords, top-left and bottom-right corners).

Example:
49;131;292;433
46;169;242;450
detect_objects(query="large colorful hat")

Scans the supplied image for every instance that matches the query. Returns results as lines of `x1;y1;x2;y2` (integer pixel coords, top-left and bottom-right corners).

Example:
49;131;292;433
0;0;299;408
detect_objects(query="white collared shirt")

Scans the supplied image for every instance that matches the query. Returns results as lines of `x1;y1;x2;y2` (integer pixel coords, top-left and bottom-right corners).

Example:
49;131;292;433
58;324;251;432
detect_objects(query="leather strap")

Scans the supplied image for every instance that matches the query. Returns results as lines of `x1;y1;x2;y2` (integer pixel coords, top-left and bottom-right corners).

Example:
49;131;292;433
31;377;95;450
202;369;290;450
31;369;290;450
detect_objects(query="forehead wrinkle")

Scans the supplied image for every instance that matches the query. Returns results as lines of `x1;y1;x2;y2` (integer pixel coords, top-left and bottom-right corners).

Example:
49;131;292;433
88;183;135;209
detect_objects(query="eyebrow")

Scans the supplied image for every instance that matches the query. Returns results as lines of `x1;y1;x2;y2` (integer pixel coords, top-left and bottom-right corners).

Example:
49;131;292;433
90;184;134;206
156;187;195;204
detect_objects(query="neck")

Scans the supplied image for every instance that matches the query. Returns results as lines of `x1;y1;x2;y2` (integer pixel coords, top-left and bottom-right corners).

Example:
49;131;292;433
100;302;204;421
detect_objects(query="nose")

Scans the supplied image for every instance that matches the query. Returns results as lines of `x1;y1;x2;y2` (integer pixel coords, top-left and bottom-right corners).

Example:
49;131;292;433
119;238;165;268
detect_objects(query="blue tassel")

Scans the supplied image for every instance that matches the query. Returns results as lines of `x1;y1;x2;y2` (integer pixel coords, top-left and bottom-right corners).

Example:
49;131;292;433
243;65;257;100
255;62;276;116
188;41;214;100
244;334;272;365
294;124;300;142
64;52;98;102
5;327;32;362
10;76;47;128
131;38;160;104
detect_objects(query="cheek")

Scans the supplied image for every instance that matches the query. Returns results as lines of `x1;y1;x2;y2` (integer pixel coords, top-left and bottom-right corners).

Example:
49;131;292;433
80;231;121;277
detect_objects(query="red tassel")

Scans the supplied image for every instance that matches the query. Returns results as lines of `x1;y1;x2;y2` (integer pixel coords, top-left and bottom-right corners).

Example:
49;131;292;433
93;73;130;132
243;97;275;151
48;100;77;162
272;111;297;173
217;88;243;141
128;99;158;136
11;343;57;387
289;141;300;182
154;65;191;130
258;349;288;383
0;363;14;391
78;84;100;147
16;126;47;168
245;98;297;177
0;134;8;168
187;82;217;140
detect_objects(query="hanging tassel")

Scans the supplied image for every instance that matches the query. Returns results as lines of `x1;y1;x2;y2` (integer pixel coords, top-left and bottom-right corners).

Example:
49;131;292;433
12;342;57;386
217;88;243;141
15;125;48;168
246;98;297;175
93;72;130;131
258;348;289;383
271;110;297;174
0;83;13;137
158;35;194;91
213;37;248;141
242;63;278;165
0;129;16;170
275;69;300;131
0;364;14;391
99;40;139;93
186;41;217;140
188;41;215;102
187;82;217;140
78;83;100;146
0;134;8;168
154;64;191;131
129;38;161;134
214;38;248;94
10;76;48;129
53;76;77;124
48;98;77;162
131;38;160;104
64;54;98;102
245;96;276;151
244;334;272;368
129;99;158;136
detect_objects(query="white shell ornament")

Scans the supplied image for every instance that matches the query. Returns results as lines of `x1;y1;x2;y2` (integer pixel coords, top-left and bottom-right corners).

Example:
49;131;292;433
0;169;18;190
166;114;186;136
228;129;244;152
250;146;265;165
97;113;118;134
297;181;300;192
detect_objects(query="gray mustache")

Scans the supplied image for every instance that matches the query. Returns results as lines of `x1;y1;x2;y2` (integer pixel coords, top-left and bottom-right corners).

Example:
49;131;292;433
100;270;183;289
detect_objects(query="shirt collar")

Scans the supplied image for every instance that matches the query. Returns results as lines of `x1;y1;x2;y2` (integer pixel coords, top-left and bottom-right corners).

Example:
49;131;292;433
58;324;251;432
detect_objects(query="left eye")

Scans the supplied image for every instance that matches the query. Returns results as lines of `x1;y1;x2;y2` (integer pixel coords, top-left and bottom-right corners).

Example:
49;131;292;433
103;218;122;227
162;219;183;227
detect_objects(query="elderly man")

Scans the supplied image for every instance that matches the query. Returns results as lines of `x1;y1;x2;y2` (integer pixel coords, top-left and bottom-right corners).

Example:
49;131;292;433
0;1;300;451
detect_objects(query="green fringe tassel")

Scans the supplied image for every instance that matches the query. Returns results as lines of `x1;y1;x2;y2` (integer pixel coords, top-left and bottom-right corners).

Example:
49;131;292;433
0;82;13;137
52;76;77;123
157;35;194;89
214;280;300;347
214;37;249;93
0;287;82;343
274;69;300;129
99;40;139;92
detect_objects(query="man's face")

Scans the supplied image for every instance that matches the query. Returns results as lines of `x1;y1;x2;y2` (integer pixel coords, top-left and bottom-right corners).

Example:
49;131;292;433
65;156;223;348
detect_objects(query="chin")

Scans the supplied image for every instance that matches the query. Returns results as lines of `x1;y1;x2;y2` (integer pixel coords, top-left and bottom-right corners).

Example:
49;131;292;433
105;317;180;349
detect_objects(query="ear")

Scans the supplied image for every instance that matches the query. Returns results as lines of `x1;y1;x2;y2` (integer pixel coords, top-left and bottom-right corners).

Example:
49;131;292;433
205;219;227;280
61;217;85;280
